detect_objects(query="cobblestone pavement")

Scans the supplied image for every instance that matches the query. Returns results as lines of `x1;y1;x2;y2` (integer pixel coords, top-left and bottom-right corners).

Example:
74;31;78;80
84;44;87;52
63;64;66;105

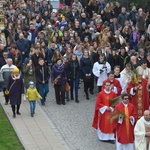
40;82;116;150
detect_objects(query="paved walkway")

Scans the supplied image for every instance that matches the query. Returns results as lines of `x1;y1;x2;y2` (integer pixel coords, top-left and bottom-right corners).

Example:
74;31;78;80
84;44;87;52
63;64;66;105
0;92;69;150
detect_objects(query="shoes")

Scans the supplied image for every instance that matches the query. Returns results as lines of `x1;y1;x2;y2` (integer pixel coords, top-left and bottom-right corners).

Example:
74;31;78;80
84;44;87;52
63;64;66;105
62;103;65;105
31;114;34;117
86;96;89;100
109;140;115;144
17;112;21;115
89;91;94;95
5;102;8;105
42;102;45;106
66;98;69;101
13;114;16;118
44;97;46;102
75;98;79;103
57;102;61;105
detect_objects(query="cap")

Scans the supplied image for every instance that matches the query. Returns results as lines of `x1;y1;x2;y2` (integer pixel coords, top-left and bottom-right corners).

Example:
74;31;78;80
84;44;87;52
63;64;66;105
82;22;86;27
28;81;34;86
12;67;19;73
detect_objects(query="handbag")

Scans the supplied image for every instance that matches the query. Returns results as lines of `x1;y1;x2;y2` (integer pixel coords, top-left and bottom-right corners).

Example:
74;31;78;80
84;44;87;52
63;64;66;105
5;80;16;95
84;76;91;82
65;82;70;92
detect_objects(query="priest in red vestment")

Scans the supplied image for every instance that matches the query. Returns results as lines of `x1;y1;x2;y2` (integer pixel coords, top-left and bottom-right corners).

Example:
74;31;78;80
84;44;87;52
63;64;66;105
102;71;122;96
112;93;137;150
126;74;150;119
92;81;117;144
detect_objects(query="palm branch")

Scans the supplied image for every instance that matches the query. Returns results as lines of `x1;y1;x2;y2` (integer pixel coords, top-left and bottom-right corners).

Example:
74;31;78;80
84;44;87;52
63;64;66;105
110;96;120;107
109;110;127;123
131;65;139;84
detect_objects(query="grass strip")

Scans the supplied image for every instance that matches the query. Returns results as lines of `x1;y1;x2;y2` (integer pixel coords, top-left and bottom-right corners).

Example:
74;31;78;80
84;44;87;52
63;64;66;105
0;104;24;150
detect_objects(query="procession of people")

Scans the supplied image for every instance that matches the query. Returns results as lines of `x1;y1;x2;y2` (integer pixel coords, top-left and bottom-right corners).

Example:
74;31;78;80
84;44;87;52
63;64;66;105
1;0;150;149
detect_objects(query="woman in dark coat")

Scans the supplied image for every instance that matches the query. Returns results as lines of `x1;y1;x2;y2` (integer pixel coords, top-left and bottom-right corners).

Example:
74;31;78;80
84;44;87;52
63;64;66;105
67;54;80;103
7;67;24;118
51;58;67;105
80;50;94;100
23;58;36;89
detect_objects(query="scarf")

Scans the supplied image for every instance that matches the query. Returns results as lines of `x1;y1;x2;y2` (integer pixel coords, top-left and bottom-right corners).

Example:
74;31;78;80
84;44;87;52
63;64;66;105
75;50;83;56
11;73;21;80
56;63;64;71
133;32;139;42
83;56;89;58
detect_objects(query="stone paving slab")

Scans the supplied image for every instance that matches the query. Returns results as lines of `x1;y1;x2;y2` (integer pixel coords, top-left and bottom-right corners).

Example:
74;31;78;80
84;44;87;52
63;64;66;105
40;82;116;150
0;92;70;150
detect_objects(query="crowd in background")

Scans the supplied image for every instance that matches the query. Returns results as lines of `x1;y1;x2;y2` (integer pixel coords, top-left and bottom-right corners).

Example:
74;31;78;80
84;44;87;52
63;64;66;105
1;0;150;106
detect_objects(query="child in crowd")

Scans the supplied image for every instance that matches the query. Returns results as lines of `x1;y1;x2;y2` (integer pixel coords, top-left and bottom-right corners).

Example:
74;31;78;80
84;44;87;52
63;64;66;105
26;81;42;117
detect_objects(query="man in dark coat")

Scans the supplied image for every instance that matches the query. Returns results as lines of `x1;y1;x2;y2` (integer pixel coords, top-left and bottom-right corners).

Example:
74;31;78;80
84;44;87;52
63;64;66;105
16;33;29;63
35;58;50;105
7;67;24;118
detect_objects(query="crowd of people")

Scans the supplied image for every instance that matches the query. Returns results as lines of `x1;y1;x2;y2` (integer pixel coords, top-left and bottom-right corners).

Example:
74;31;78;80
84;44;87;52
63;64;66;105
1;0;150;148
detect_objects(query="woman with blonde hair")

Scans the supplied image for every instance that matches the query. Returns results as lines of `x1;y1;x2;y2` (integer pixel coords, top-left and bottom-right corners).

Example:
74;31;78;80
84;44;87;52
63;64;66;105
51;50;63;66
122;25;131;43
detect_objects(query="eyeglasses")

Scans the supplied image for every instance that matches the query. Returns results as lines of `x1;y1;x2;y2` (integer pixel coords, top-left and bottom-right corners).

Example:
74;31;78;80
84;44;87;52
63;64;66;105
105;84;110;86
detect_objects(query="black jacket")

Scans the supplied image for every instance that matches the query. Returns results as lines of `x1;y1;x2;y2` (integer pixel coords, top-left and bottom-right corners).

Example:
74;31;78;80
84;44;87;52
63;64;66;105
67;60;80;79
35;65;50;84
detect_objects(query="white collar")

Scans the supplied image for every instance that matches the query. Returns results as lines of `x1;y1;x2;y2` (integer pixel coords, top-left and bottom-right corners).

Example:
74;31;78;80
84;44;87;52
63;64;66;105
104;89;110;94
141;116;150;125
121;102;128;107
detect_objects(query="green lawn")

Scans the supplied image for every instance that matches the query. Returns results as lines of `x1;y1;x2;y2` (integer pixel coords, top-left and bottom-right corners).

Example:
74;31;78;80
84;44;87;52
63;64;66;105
0;104;24;150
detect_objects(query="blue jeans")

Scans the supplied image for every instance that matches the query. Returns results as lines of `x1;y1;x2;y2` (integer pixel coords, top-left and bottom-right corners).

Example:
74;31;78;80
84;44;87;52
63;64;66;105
29;101;36;115
70;78;79;98
38;83;49;104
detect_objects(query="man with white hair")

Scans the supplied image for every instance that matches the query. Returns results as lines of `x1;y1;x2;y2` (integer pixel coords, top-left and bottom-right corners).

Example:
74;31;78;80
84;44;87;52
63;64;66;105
0;58;16;105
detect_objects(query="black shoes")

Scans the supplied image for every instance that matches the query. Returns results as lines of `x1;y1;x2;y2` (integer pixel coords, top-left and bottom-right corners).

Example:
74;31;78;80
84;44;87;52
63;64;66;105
86;96;89;100
101;140;115;144
41;102;45;106
89;91;94;95
13;114;16;118
66;98;69;101
57;102;61;105
17;112;21;115
5;102;8;105
75;97;79;103
109;140;115;144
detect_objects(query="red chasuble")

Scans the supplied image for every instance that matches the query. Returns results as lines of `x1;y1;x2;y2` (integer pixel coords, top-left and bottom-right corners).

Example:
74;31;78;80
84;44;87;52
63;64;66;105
112;102;137;144
126;78;149;118
102;78;122;96
92;90;117;133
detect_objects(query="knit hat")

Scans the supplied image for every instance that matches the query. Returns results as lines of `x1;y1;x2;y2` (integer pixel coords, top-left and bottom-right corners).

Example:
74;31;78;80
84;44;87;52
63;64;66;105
12;67;19;73
28;81;34;86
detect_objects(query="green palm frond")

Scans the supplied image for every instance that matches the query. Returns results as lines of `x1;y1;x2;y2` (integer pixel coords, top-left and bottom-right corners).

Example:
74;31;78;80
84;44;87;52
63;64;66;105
110;110;127;123
110;96;120;107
